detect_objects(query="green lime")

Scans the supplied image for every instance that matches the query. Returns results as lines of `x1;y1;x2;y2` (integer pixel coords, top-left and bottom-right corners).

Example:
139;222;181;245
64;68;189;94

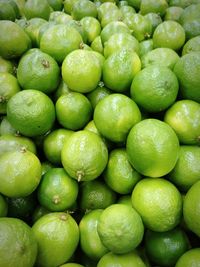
40;24;83;64
139;39;154;57
94;93;141;143
130;65;179;113
153;21;185;51
7;193;37;222
97;2;119;21
100;9;123;28
120;5;136;18
182;36;200;55
103;32;139;58
41;161;54;176
183;180;200;237
97;204;144;254
36;21;56;47
63;0;78;14
79;209;109;260
0;116;17;135
32;212;79;267
56;92;92;130
50;12;72;24
53;80;71;102
132;178;182;232
0;194;8;217
32;205;50;224
168;146;200;192
103;148;141;194
145;228;189;267
173;52;200;103
103;49;141;92
7;89;55;137
164;6;183;21
0;134;37;157
0;20;31;59
117;195;132;207
123;13;152;41
0;1;17;21
0;217;37;267
37;168;78;212
100;21;130;44
79;179;117;211
175;248;200;267
47;0;63;11
164;100;200;145
0;149;41;197
62;50;102;93
43;128;73;165
91;35;104;54
169;0;199;8
67;19;88;43
144;13;162;32
140;0;168;17
126;119;180;177
24;0;51;20
141;47;180;69
81;17;101;44
86;85;111;109
61;130;108;182
0;56;15;74
126;0;141;9
17;48;60;94
97;251;146;267
72;0;97;20
0;72;21;114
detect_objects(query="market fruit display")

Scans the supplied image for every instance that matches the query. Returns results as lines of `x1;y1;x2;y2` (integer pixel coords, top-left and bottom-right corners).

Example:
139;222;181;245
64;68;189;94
0;0;200;266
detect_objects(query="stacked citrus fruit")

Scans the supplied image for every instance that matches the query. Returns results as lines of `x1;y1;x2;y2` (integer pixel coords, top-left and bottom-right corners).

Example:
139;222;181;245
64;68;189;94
0;0;200;266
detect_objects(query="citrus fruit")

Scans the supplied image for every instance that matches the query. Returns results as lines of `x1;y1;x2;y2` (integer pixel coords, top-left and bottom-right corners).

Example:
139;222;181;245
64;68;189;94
62;50;102;93
91;35;104;54
32;205;50;224
120;5;136;18
169;0;199;8
132;178;182;232
79;179;117;211
0;116;17;135
97;2;119;21
0;149;41;197
100;9;123;28
32;212;79;267
130;65;179;113
61;130;108;181
17;48;60;94
100;21;130;44
144;13;162;32
53;79;71;101
7;193;37;222
0;194;8;217
80;17;101;44
43;128;73;165
37;168;78;212
182;36;200;55
56;92;92;130
97;204;144;254
79;209;109;260
164;6;183;21
140;0;168;17
86;85;111;109
103;148;141;194
117;195;133;207
103;32;139;58
168;146;200;192
183;180;200;237
0;134;37;157
0;217;37;267
164;100;200;145
0;72;21;114
126;119;180;177
153;21;185;51
40;24;83;64
139;39;154;57
0;1;17;21
0;56;15;74
63;0;78;14
50;12;72;24
24;18;47;47
0;20;31;59
141;47;180;69
94;93;141;143
7;89;55;137
97;251;146;267
72;0;97;20
47;0;63;11
41;161;54;176
123;13;152;41
102;49;141;92
145;228;189;267
173;52;200;103
24;0;51;20
175;248;200;267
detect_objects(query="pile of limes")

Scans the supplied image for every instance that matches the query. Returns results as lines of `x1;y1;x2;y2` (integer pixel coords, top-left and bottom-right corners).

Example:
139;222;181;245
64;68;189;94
0;0;200;266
